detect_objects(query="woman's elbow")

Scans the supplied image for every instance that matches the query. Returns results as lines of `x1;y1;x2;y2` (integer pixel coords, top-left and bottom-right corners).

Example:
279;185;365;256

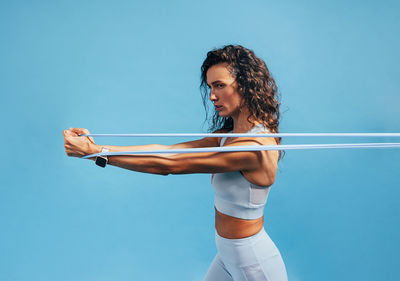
154;159;181;175
162;160;190;175
156;158;196;175
148;163;171;176
145;167;170;176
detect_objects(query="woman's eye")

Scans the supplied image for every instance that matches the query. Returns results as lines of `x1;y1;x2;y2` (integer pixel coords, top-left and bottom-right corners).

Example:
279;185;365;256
217;84;224;88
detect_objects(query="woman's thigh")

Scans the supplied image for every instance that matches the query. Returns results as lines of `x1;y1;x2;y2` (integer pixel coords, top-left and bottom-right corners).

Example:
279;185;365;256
224;254;288;281
203;254;234;281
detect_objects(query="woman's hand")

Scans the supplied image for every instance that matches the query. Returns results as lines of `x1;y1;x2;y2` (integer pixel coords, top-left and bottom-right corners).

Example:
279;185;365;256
63;128;100;159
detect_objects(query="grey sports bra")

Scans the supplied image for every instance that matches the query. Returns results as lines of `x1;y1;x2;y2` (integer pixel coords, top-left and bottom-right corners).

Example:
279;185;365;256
211;124;271;220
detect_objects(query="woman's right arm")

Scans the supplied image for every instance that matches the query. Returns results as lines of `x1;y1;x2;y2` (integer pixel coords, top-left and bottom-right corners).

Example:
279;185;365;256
69;128;227;155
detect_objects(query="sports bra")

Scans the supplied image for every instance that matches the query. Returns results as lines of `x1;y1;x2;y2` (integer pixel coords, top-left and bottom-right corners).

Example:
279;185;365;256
211;124;271;220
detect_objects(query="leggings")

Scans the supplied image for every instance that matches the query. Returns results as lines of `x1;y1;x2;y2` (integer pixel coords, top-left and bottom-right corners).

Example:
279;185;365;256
203;228;288;281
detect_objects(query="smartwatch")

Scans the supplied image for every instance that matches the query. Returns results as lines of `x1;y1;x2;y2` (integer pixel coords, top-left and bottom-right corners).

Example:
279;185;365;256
95;147;110;168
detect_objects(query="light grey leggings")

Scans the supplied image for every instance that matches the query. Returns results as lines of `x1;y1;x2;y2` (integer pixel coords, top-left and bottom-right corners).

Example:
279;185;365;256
203;228;288;281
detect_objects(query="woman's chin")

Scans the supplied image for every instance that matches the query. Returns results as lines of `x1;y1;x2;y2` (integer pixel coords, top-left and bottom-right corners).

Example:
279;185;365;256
217;111;229;118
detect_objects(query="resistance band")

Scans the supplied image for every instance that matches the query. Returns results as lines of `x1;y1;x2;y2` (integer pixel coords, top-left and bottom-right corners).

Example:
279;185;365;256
82;142;400;159
81;133;400;138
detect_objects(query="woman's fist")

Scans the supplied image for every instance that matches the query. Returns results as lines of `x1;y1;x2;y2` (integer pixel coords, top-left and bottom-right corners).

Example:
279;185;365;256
63;128;99;158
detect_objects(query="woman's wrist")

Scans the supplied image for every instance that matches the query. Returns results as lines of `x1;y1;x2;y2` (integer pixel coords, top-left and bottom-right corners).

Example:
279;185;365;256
87;144;103;161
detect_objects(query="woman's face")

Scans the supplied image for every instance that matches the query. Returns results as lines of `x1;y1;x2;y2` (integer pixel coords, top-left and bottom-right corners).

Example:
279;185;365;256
206;63;244;118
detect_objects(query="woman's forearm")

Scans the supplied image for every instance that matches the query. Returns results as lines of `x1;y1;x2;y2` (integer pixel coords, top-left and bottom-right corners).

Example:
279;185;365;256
87;143;176;175
107;154;172;175
98;143;171;153
94;141;200;153
86;143;170;161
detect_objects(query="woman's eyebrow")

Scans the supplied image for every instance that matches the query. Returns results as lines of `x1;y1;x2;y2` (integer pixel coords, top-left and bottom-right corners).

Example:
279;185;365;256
207;80;223;87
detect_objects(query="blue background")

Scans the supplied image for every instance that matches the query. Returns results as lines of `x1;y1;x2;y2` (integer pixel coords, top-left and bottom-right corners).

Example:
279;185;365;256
1;0;399;280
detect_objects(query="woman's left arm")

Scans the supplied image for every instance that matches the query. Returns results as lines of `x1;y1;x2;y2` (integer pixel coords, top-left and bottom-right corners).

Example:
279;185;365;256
103;138;277;175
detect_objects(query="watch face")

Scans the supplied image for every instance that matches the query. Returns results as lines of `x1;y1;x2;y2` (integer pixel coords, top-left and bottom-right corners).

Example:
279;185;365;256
96;157;107;168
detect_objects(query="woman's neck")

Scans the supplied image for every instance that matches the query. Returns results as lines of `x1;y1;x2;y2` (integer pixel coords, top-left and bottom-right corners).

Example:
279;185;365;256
231;107;259;133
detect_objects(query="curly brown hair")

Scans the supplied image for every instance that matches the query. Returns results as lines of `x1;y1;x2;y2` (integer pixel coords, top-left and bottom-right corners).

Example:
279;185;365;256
200;44;284;161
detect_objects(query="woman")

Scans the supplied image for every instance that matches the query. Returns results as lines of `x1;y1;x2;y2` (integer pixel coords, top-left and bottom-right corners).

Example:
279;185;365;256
63;45;288;281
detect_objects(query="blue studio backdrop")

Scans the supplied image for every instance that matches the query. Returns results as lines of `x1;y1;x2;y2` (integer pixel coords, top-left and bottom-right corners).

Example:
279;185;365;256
1;0;399;280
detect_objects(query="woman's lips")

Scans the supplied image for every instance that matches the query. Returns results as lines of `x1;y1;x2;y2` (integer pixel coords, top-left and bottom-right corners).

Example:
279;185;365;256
215;105;223;111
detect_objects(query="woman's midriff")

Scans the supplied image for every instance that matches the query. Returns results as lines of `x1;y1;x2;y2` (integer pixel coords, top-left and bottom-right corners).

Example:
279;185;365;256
215;207;264;239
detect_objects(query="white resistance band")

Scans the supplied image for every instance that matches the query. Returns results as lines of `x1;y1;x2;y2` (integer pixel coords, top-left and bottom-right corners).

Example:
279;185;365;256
81;133;400;138
82;142;400;159
79;132;400;160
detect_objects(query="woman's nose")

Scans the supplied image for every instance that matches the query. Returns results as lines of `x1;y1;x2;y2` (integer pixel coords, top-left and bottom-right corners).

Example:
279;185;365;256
209;90;217;102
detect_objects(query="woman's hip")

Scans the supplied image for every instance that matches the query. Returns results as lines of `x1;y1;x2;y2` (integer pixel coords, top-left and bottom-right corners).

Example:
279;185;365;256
212;228;288;281
215;227;283;267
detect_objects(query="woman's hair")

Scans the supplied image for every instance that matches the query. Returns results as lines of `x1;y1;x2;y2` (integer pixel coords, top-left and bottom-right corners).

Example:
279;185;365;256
200;44;285;161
